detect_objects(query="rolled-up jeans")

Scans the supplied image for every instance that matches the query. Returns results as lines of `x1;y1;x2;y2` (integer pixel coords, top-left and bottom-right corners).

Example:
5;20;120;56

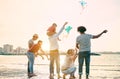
27;52;35;73
78;51;90;75
62;66;76;76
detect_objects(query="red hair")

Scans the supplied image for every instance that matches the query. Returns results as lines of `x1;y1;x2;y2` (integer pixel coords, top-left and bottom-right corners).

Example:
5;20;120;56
47;23;57;32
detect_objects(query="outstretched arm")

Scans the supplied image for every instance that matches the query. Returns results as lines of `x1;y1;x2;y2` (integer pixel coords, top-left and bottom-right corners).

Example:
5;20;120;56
92;30;107;39
54;22;68;37
73;48;78;61
71;54;77;62
70;49;78;62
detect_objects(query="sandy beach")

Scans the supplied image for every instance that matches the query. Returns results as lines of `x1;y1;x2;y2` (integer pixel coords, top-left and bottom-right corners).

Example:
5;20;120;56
0;54;120;79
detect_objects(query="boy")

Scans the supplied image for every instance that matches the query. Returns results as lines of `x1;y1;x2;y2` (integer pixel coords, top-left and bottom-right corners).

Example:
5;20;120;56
28;40;49;59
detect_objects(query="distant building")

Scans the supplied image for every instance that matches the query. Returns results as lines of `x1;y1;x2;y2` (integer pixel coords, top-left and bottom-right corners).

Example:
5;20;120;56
3;44;13;53
0;47;3;52
15;47;27;54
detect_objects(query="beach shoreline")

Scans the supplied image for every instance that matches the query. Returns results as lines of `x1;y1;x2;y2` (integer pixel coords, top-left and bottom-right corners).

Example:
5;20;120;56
0;55;120;79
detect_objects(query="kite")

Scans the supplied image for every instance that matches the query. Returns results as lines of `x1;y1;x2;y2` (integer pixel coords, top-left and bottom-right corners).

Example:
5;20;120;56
60;26;72;39
80;0;87;8
65;26;72;34
79;0;87;14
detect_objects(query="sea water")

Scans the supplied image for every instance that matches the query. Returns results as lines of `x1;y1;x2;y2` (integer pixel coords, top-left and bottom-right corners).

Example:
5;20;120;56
0;54;120;79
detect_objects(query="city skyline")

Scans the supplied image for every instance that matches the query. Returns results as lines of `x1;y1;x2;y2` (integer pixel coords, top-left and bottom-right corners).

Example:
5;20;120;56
0;0;120;52
0;44;27;54
0;43;119;54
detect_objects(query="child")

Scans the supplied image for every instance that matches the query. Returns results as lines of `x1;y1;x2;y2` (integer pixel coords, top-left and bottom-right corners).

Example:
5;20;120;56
61;49;77;79
29;40;49;59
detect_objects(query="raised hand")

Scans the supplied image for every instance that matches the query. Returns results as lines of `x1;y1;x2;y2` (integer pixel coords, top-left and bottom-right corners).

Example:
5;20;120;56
63;22;68;27
103;30;108;33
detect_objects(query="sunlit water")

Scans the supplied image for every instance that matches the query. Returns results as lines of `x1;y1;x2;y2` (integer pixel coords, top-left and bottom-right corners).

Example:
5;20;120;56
0;54;120;79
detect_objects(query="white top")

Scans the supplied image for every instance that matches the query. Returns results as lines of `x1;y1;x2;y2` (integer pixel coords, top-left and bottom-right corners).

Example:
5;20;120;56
48;26;64;50
76;34;93;52
62;55;74;70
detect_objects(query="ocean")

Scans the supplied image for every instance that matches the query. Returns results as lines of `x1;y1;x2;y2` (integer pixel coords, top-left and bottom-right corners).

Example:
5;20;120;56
0;54;120;79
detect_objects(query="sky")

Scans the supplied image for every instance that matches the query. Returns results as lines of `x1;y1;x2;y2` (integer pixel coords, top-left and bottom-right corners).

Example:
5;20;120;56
0;0;120;52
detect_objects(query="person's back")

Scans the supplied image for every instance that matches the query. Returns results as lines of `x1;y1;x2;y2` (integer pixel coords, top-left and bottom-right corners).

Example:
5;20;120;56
62;54;74;70
47;22;68;79
48;34;59;50
76;26;107;79
77;34;93;52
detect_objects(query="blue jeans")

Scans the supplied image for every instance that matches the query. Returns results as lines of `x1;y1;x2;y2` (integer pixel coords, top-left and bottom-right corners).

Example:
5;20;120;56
27;52;35;73
78;51;90;75
62;66;76;76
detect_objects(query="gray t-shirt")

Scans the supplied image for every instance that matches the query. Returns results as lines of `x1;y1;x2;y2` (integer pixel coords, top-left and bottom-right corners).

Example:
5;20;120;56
76;34;93;52
28;39;34;49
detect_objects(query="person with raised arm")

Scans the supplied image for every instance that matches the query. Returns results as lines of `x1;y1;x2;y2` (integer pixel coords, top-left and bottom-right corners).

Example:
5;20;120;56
76;26;107;79
47;22;68;79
